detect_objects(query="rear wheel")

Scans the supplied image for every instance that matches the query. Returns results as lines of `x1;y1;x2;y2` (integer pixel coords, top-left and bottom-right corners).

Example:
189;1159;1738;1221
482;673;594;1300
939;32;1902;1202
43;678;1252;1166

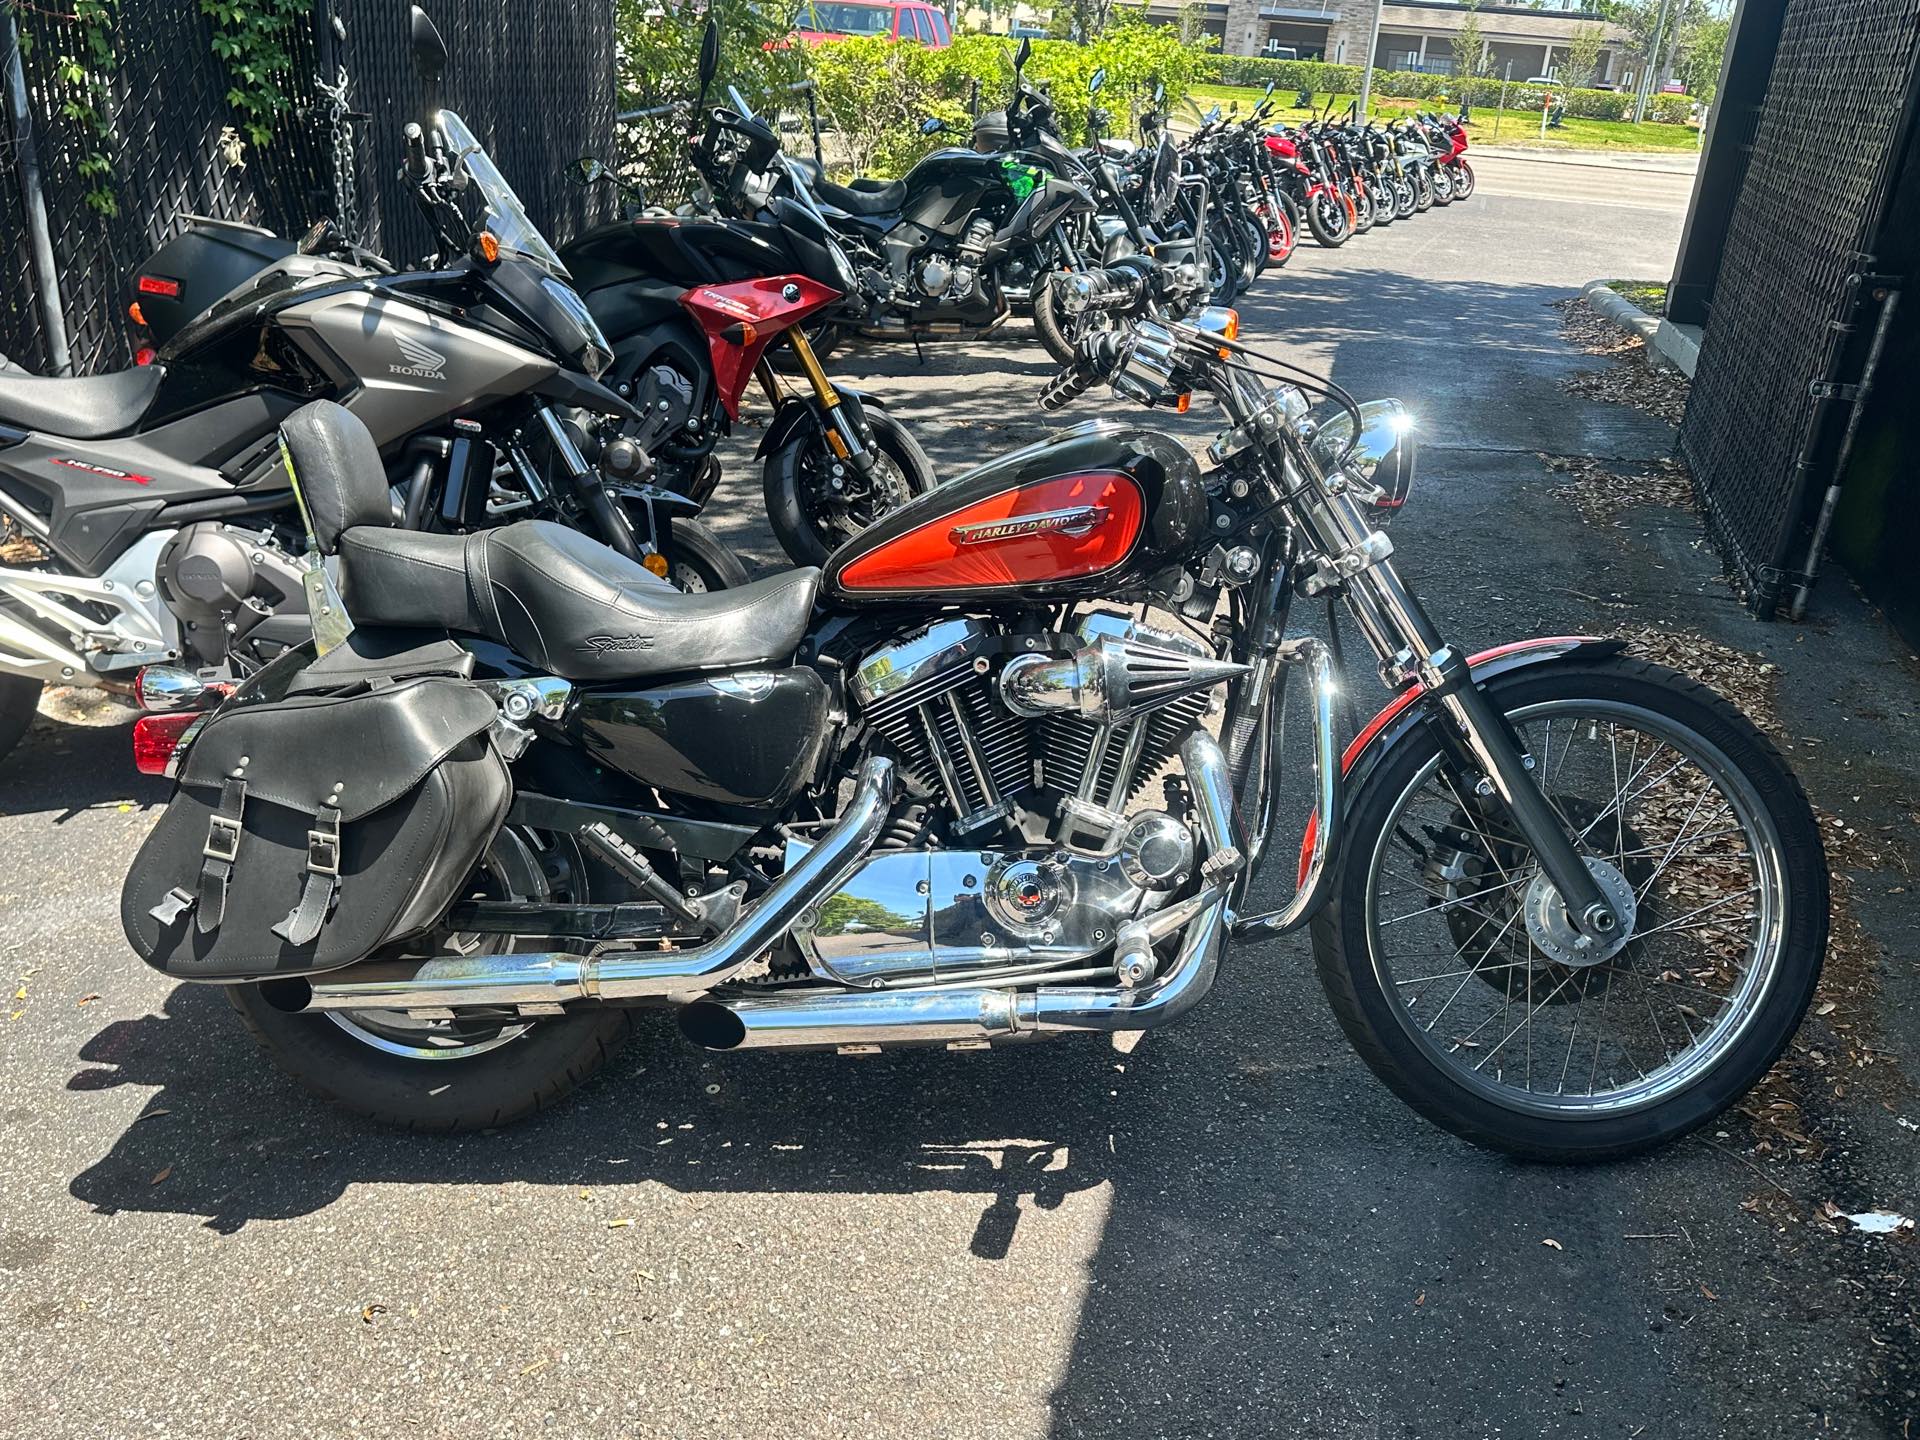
1311;656;1827;1161
0;675;41;768
227;831;636;1131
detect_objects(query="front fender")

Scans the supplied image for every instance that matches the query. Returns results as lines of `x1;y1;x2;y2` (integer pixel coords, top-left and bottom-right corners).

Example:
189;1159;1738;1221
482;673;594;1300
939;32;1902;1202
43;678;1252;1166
1296;636;1626;885
752;387;885;460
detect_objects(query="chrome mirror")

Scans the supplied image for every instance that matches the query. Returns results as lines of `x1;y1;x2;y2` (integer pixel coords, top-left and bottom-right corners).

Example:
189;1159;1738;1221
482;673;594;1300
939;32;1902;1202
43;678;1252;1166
1309;398;1417;511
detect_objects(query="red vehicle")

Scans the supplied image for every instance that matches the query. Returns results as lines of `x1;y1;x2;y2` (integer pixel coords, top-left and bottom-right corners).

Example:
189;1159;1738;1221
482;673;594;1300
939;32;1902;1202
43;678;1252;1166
792;0;952;45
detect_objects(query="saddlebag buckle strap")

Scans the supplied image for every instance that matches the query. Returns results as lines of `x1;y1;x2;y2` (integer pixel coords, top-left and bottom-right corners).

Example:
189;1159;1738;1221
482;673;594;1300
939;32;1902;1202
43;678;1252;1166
272;805;342;947
196;779;247;934
149;886;196;927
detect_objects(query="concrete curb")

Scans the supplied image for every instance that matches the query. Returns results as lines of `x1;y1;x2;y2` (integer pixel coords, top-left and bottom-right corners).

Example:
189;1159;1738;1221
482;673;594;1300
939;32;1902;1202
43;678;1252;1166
1580;278;1664;350
1473;145;1702;175
1652;318;1701;378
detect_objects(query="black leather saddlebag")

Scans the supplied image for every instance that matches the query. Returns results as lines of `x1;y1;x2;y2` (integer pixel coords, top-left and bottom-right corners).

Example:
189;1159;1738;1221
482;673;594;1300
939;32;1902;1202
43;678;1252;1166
121;677;510;981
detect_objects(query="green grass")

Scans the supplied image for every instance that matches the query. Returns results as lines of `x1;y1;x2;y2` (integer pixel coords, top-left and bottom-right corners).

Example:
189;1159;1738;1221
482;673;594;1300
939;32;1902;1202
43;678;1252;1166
1181;84;1701;154
1606;280;1669;316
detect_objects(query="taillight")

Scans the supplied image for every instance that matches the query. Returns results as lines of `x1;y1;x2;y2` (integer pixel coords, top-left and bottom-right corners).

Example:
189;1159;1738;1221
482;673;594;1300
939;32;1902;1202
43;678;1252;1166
132;713;197;776
134;347;156;367
137;274;181;297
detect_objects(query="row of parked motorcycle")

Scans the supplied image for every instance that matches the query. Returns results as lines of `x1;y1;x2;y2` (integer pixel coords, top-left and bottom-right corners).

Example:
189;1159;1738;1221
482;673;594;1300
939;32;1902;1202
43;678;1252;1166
0;14;1475;770
0;10;1827;1169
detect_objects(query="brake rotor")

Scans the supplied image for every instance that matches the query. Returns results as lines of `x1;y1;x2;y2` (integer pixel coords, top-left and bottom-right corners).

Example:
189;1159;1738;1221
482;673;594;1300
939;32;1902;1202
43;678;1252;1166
1427;794;1652;1004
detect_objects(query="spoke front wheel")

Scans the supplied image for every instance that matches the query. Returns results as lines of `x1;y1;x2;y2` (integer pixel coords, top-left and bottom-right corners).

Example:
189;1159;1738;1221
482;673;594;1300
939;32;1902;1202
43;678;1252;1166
1310;655;1828;1160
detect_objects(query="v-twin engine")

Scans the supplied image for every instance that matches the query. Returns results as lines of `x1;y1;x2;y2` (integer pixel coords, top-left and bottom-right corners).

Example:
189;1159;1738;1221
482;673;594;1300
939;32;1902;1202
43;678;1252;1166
808;612;1246;990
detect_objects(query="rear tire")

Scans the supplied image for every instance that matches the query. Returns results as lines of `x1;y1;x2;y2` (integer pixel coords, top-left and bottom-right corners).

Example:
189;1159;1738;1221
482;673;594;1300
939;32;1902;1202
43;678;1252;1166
227;986;635;1132
0;675;41;767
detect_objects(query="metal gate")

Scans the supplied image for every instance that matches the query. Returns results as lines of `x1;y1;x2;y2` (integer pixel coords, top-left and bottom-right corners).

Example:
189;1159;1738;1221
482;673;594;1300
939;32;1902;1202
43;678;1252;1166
1677;0;1920;617
0;0;614;378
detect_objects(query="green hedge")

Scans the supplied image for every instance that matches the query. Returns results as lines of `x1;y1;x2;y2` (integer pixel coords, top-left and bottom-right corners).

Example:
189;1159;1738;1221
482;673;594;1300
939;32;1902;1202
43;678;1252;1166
1197;55;1690;125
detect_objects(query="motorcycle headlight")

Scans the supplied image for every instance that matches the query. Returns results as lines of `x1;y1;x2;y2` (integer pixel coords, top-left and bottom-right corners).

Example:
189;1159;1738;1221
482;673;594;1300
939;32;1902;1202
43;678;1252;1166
540;275;614;378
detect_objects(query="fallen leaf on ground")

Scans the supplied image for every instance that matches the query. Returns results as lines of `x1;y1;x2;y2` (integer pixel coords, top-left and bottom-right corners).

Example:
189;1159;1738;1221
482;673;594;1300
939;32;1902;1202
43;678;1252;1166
606;1217;633;1229
1541;1238;1563;1250
76;993;100;1006
360;1303;387;1324
148;1165;172;1185
520;1357;551;1376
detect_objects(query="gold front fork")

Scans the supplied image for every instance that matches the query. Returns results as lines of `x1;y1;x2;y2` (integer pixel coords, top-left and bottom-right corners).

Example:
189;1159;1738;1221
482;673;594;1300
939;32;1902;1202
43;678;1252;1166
784;328;857;462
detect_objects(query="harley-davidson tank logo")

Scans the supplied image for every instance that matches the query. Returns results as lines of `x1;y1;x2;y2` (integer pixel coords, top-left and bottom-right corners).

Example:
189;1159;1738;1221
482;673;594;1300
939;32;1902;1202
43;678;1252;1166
949;505;1109;546
388;332;448;380
580;634;656;655
52;457;152;485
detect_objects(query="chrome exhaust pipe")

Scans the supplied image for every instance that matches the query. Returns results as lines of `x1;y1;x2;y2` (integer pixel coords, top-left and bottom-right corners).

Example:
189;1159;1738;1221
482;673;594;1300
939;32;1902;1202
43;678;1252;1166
677;885;1231;1052
301;757;897;1013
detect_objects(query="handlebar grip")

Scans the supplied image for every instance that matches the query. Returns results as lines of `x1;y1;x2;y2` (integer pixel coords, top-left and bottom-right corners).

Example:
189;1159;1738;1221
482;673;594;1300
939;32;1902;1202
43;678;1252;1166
403;122;428;181
1038;332;1128;412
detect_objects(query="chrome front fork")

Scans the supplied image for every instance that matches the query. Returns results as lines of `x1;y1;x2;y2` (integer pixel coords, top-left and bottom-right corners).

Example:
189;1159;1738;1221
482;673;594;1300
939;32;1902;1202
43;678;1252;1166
1295;461;1622;944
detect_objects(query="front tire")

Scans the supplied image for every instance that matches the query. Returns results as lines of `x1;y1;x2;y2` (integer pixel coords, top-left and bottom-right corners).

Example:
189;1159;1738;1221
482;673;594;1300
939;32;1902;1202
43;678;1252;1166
1033;268;1102;366
763;406;937;567
660;515;751;592
1305;191;1350;247
0;675;42;767
1310;655;1827;1161
1451;160;1476;199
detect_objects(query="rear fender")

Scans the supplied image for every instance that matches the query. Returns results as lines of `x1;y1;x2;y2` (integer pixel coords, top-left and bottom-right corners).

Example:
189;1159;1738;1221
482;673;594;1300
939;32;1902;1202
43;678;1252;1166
1295;636;1626;885
753;386;884;460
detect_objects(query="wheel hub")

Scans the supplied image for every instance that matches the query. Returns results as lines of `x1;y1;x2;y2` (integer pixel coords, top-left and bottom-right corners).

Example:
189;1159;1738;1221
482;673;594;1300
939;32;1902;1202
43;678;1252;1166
1522;857;1637;967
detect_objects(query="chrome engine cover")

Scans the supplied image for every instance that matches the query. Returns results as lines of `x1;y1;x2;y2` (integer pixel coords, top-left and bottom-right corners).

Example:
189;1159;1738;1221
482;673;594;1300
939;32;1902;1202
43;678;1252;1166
789;829;1186;987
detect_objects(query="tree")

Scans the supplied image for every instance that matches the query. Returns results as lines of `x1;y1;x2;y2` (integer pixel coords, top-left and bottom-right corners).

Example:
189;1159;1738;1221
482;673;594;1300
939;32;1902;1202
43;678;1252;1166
1678;13;1730;102
1564;23;1606;89
1450;5;1486;79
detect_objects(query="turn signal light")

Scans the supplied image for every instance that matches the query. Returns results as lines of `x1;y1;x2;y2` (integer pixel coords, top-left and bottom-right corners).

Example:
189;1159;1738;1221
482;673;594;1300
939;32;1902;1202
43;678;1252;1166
128;301;147;327
642;552;670;577
131;712;197;776
474;231;501;264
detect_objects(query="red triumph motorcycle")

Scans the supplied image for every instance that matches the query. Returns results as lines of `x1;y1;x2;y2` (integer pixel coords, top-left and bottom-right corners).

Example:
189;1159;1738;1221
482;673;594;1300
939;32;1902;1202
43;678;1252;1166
119;234;1827;1163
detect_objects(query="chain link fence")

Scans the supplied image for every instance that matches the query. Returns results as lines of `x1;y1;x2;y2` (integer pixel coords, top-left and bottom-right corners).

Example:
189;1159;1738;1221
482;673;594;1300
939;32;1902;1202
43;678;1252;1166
1678;0;1920;617
0;0;615;377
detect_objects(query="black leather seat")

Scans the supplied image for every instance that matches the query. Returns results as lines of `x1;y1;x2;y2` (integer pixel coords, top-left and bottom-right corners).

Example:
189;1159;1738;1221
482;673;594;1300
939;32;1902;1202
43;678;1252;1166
279;400;819;683
790;156;906;218
0;364;164;440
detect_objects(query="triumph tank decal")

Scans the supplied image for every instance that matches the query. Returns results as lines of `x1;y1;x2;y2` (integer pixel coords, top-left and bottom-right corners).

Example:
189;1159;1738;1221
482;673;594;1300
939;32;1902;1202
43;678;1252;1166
949;504;1109;546
51;457;152;485
389;332;448;380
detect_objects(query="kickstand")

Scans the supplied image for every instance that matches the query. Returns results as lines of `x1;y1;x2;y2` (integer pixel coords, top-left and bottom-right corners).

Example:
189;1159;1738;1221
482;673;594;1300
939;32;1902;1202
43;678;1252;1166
911;335;927;367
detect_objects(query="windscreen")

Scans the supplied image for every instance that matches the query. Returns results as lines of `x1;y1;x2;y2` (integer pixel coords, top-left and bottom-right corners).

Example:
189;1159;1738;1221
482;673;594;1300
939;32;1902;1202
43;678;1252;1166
800;2;893;34
440;110;570;279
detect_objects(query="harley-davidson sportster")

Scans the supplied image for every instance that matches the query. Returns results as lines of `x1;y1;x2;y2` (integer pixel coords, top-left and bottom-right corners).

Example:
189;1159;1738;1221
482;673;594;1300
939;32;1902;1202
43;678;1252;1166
119;264;1826;1161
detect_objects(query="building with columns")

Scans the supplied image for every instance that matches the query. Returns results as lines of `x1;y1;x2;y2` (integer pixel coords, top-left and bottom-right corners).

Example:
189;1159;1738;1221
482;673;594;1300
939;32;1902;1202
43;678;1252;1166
1133;0;1634;84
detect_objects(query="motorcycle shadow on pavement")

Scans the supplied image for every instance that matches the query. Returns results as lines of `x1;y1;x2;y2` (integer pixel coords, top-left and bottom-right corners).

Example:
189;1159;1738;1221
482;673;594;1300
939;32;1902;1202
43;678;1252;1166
64;981;1207;1247
0;701;167;821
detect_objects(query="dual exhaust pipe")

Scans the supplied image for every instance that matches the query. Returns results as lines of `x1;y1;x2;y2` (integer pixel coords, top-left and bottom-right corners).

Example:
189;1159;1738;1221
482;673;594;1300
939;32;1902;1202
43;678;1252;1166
299;714;1332;1052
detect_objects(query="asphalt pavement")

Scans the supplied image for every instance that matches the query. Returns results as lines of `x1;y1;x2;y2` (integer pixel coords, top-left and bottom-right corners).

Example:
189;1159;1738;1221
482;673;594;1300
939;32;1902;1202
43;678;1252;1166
2;156;1914;1439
